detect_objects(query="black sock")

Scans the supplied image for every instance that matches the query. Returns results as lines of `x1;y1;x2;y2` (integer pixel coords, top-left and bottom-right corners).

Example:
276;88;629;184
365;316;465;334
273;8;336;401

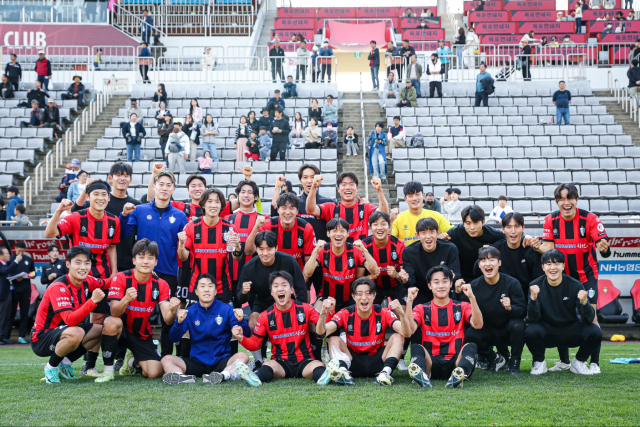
67;346;87;363
180;338;191;358
403;338;410;353
312;366;325;382
256;365;274;383
261;341;268;360
114;340;127;360
384;356;399;372
457;343;477;378
558;347;570;364
101;335;118;366
48;352;64;368
338;360;349;370
410;344;427;372
85;351;99;369
230;340;238;355
310;332;322;361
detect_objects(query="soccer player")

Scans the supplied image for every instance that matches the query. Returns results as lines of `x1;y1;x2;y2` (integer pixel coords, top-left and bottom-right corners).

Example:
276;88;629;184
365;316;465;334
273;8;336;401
305;172;389;243
457;247;526;375
162;273;252;384
233;271;340;386
406;265;483;389
31;246;108;384
316;278;411;385
362;211;408;305
40;244;68;287
100;239;181;382
303;218;379;312
525;249;603;376
539;183;610;374
391;181;452;246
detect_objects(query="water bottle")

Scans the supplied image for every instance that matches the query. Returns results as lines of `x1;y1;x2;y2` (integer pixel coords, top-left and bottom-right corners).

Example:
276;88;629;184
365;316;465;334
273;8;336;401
226;228;236;253
321;345;330;364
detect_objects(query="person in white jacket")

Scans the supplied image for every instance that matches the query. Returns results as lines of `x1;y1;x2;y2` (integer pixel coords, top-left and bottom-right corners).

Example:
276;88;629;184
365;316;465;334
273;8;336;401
426;53;443;98
441;187;463;222
488;195;513;223
383;72;400;101
201;47;215;70
464;28;479;69
164;124;190;174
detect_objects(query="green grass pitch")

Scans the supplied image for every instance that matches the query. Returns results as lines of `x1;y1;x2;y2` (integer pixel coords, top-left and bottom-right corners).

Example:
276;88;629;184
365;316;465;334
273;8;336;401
0;343;639;426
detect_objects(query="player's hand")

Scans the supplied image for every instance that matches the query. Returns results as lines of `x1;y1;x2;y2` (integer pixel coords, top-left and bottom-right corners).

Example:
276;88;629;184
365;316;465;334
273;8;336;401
500;296;511;311
14;254;22;263
91;289;105;304
124;287;138;303
242;281;252;295
275;175;287;188
454;279;465;294
48;272;57;281
460;284;474;300
228;230;240;248
84;177;96;187
190;216;197;222
122;203;137;216
312;174;323;189
530;285;540;301
177;231;187;245
398;268;409;283
352;239;366;253
56;199;74;214
315;240;326;251
389;208;399;223
177;309;188;323
578;290;589;305
231;325;244;341
596;239;609;254
151;162;166;176
438;232;450;240
407;287;419;302
387;265;398;278
389;299;404;315
169;297;181;313
254;216;266;230
238;165;253;179
321;297;336;315
234;308;245;322
371;177;382;191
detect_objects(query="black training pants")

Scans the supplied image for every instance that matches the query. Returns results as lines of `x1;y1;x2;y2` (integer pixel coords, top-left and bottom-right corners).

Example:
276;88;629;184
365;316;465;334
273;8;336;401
156;272;178;357
525;320;602;363
464;318;526;361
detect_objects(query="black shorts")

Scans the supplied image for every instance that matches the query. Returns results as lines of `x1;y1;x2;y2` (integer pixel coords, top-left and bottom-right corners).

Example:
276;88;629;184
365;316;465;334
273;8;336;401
275;358;315;379
350;348;385;378
176;266;192;305
251;297;273;314
183;355;231;377
120;328;161;362
429;355;458;380
92;298;111;314
583;279;598;305
31;323;94;357
373;285;407;306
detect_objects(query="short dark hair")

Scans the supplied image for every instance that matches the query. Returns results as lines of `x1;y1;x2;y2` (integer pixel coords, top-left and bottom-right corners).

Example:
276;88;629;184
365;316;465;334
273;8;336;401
541;249;566;265
554;183;579;202
326;217;349;233
0;247;8;256
478;246;500;261
368;210;390;226
186;174;207;188
559;80;565;84
298;163;320;179
502;211;524;228
276;193;300;210
66;246;93;262
7;185;18;195
109;162;133;177
196;273;217;289
132;238;159;259
426;264;453;283
498;195;507;201
462;205;485;222
480;62;487;68
14;204;25;214
370;40;377;44
48;244;61;253
403;181;423;197
444;187;452;195
255;230;277;248
450;188;461;195
199;188;226;212
351;277;376;295
416;217;439;233
337;172;358;187
268;270;294;291
16;241;27;249
393;115;401;121
235;180;259;200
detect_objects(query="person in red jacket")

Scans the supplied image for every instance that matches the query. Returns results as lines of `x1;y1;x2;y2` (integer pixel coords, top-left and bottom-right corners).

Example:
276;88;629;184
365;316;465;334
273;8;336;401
34;51;52;90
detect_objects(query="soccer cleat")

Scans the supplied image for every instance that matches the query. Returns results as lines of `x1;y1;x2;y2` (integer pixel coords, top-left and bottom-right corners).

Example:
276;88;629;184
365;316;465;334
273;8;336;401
246;360;256;372
570;358;593;375
495;355;507;371
78;363;88;376
330;366;356;386
445;367;465;389
162;373;196;385
44;367;61;384
408;363;432;388
17;337;28;344
374;371;394;386
95;372;115;383
548;361;571;372
589;363;601;375
84;368;102;378
317;359;340;386
475;354;488;370
236;362;262;387
203;372;223;385
119;351;136;376
113;359;124;373
58;363;78;380
530;360;548;375
508;358;521;375
397;358;408;371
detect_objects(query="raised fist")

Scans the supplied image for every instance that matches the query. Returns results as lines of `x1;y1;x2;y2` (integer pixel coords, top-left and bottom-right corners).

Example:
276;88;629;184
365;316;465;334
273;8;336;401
321;297;336;314
352;239;366;253
500;296;511;311
276;176;287;187
454;279;465;294
122;203;137;216
438;232;450;241
254;216;266;230
231;325;244;340
238;165;253;178
578;290;589;305
125;287;138;302
57;199;74;213
387;265;398;278
242;281;252;295
389;299;404;314
177;309;188;323
596;239;610;254
389;208;399;223
152;162;166;175
228;230;239;248
530;285;540;301
371;177;382;191
461;283;474;299
177;231;187;245
316;240;326;251
234;308;245;322
312;174;323;188
169;297;181;312
91;289;105;304
407;287;419;302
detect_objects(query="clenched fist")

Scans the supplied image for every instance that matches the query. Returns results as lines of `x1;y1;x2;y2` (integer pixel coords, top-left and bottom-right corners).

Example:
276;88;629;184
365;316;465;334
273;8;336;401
91;289;105;304
152;163;166;175
234;308;245;322
389;208;399;223
596;239;609;254
389;299;404;315
177;309;188;323
231;325;244;341
124;287;138;303
169;297;181;312
122;203;137;216
254;216;266;230
460;283;475;300
500;296;511;311
387;265;398;278
57;199;74;214
578;290;589;306
242;281;252;295
177;231;187;245
407;287;419;302
454;279;465;294
530;285;540;301
312;174;323;188
371;177;382;191
438;232;450;240
352;239;366;253
321;297;336;315
315;240;326;251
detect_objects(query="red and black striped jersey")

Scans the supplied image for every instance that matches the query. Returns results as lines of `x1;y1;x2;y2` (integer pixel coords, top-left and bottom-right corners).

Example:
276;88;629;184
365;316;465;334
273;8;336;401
225;211;266;281
183;217;233;295
318;201;377;243
542;209;608;285
412;299;472;360
172;200;203;220
107;270;170;340
316;243;365;306
330;305;398;355
259;217;316;270
31;275;108;342
57;209;120;279
362;235;406;290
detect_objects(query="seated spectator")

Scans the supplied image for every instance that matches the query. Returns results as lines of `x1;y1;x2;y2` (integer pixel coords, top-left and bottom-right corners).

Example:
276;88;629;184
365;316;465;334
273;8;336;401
556;12;566;21
200;114;219;168
43;98;61;131
157;113;174;164
197;150;213;174
344;126;359;156
20;100;44;128
386;115;405;159
248;110;259;132
308;98;322;124
55;160;80;202
60;75;85;107
384;72;400;101
367;122;388;182
628;11;636;20
403;7;415;17
122;113;146;162
289;112;305;145
152;83;167;108
424;191;442;213
258;126;272;161
397;80;417;108
0;75;14;99
183;114;200;161
426;53;443;99
562;35;575;44
5;186;23;219
616;11;624;20
235;115;252;161
25;80;48;108
615;22;626;33
154;101;170;124
597;12;611;21
602;22;614;35
201;47;215;70
245;130;261;161
67;170;88;203
488;195;513;223
11;204;31;226
322;94;338;126
548;36;560;48
165;126;189;174
282;75;297;99
304;117;322;148
258;107;273;133
321;122;337;148
266;90;285;117
421;8;433;17
441;188;463;222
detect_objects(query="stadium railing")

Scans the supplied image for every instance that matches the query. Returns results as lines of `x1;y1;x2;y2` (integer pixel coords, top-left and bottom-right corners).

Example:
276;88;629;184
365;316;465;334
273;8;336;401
359;71;369;201
0;2;109;23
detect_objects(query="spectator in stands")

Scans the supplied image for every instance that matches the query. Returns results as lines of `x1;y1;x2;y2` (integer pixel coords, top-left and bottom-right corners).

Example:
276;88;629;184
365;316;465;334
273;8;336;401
383;72;400;102
615;22;626;33
269;40;285;83
603;0;615;8
386;116;405;159
247;110;259;131
424;192;442;213
464;28;480;69
155;101;170;124
289;112;305;144
454;28;466;66
562;35;575;44
245;131;261;161
5;187;23;221
188;99;203;151
475;63;494;107
441;188;463;222
553;80;572;126
575;7;583;33
344;126;359;157
67;170;88;203
197;150;213;174
26;80;48;108
11;204;30;226
165;126;189;173
4;53;21;91
0;199;5;223
397;80;418;108
201;114;219;168
627;10;635;20
304;118;322;148
321;122;337;148
61;75;85;107
319;39;334;83
295;41;310;83
20;100;44;128
616;11;624;20
520;39;532;81
579;0;588;10
323;94;338;126
152;83;167;108
488;196;513;223
139;42;152;84
258;107;273;133
43;98;61;131
267;90;285;117
258;126;272;160
403;8;415;17
311;45;319;83
121;98;143;133
385;41;401;80
368;40;380;90
55;160;80;202
201;47;215;71
122;113;146;162
270;108;290;161
157;113;174;164
183;114;200;161
436;40;453;82
308;98;323;124
150;33;166;65
367;122;388;182
399;40;416;80
556;12;566;21
406;54;422;98
426;53;443;98
0;246;18;344
34;50;52;90
631;39;640;62
94;48;104;70
603;22;615;34
0;75;14;99
519;30;539;48
590;0;603;8
235;115;252;161
627;59;640;99
140;9;153;45
283;75;298;98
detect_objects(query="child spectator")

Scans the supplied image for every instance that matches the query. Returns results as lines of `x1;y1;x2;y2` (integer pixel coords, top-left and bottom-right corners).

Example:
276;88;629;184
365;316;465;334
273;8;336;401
441;187;463;222
11;204;31;226
488;195;514;222
245;131;261;161
258;126;272;161
197;150;214;174
344;126;359;156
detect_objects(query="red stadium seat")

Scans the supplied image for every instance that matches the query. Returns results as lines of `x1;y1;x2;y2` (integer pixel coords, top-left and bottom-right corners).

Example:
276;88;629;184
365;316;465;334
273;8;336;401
631;280;640;324
596;279;629;324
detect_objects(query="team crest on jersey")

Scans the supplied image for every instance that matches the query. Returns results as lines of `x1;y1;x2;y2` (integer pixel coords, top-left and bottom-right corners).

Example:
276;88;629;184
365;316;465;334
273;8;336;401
454;311;461;322
391;251;397;261
223;232;229;242
376;321;381;333
108;227;114;238
152;289;159;300
169;216;176;224
298;238;303;247
147;215;152;220
603;287;608;294
297;312;305;323
588;289;595;299
85;288;88;297
195;320;200;326
359;210;364;219
348;258;354;268
580;227;586;237
195;233;200;239
57;265;61;269
24;261;29;265
81;226;87;233
215;315;223;325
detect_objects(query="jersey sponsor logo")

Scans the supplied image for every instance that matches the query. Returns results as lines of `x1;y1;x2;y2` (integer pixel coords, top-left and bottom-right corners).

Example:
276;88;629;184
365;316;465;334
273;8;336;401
555;244;576;249
578;243;590;249
215;315;223;325
323;272;356;281
196;233;201;239
348;226;364;234
297;312;305;323
273;330;307;339
424;330;450;337
195;248;224;253
126;305;154;313
348;338;383;347
79;241;109;249
169;216;176;224
347;324;353;332
81;226;87;233
58;301;71;307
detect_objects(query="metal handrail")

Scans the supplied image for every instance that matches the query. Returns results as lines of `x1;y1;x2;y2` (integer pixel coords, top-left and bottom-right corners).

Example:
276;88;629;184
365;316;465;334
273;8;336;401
360;72;368;201
33;163;42;194
45;150;53;179
23;176;31;206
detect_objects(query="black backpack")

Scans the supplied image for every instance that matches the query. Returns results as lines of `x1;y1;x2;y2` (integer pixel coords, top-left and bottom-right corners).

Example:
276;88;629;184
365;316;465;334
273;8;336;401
411;133;424;147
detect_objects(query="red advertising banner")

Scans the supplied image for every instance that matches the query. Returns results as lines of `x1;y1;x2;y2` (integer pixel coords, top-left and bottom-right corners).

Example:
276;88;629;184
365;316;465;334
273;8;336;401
469;11;510;23
519;22;575;33
479;34;521;45
504;0;556;10
402;29;445;40
464;1;504;12
511;10;558;21
274;18;315;30
399;6;437;16
532;34;588;43
356;7;397;18
272;29;315;42
317;7;357;18
590;21;640;33
409;41;451;51
0;24;137;48
600;32;640;43
276;7;316;18
582;9;631;20
570;0;621;9
400;17;442;29
474;22;518;34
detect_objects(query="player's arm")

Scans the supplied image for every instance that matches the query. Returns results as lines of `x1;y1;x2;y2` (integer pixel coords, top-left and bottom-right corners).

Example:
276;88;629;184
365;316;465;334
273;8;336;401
231;308;252;337
303;240;324;278
108;244;117;277
159;297;181;325
291;261;309;303
528;283;542;322
406;287;419;334
305;175;323;218
60;289;104;326
232;321;265;351
169;309;189;343
244;216;266;256
370;177;389;214
119;203;138;239
389;299;411;338
353;240;379;275
146;163;166;202
44;199;74;238
110;286;137;317
315;298;337;337
177;230;189;262
229;230;242;261
460;283;483;330
271;175;287;210
505;282;527;319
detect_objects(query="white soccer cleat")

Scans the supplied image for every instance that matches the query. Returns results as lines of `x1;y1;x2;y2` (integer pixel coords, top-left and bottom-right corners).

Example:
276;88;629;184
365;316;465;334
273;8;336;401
84;368;102;378
589;363;601;375
397;359;408;371
570;358;593;375
530;360;548;375
548;361;571;372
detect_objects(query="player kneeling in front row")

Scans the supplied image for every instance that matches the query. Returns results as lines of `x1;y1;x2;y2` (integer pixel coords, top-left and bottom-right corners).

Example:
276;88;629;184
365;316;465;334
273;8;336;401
161;273;252;384
232;271;340;386
31;246;109;383
316;278;411;386
97;239;181;382
525;249;603;376
406;265;483;389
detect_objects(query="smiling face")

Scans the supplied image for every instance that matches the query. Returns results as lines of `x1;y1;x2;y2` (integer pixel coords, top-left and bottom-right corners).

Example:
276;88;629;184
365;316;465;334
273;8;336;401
133;251;157;275
88;189;109;212
238;184;256;209
503;217;523;246
203;191;222;219
109;171;131;192
278;201;298;229
417;228;439;252
404;190;423;210
479;256;500;280
337;177;357;203
370;216;390;242
256;240;277;265
271;276;292;307
463;217;484;238
353;283;375;314
428;271;452;300
328;224;348;249
300;168;317;195
67;254;92;282
154;176;175;202
195;277;217;304
543;260;564;282
555;188;578;220
188;179;206;202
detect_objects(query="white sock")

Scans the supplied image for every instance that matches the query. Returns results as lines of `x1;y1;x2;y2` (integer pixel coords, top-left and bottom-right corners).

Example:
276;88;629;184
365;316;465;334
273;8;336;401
127;356;136;368
45;363;54;371
251;350;263;363
221;371;230;381
62;357;72;366
104;365;114;373
330;346;351;369
382;366;392;375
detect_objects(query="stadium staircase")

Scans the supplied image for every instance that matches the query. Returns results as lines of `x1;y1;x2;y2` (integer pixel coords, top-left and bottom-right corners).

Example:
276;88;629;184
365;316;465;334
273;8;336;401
27;95;130;224
594;91;640;145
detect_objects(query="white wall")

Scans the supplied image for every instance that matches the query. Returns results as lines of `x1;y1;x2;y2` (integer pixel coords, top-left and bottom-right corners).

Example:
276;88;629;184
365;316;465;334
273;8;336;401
160;36;252;48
